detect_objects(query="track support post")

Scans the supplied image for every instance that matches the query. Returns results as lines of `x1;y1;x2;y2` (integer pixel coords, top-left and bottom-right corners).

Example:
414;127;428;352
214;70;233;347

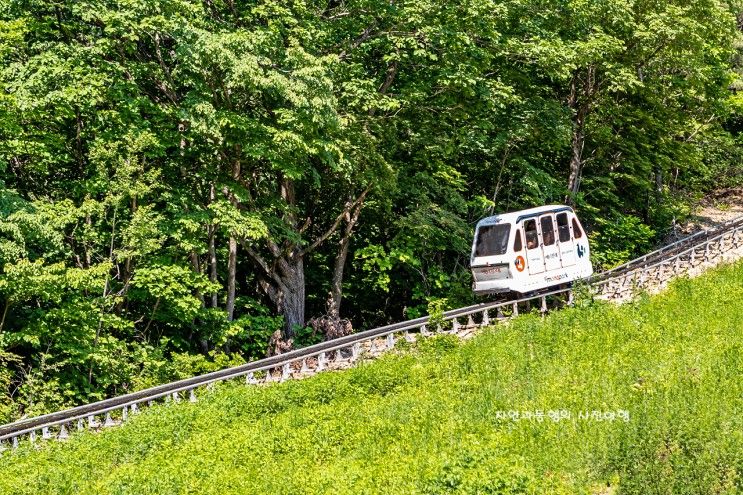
58;424;69;441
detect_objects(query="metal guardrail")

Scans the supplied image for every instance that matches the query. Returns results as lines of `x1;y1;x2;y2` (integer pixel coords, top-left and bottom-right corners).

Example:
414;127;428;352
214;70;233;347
0;287;573;445
591;215;743;283
1;214;742;449
593;217;743;296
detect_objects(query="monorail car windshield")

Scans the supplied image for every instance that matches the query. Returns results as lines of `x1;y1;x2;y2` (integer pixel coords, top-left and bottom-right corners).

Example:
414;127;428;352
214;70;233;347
474;224;511;257
470;205;593;295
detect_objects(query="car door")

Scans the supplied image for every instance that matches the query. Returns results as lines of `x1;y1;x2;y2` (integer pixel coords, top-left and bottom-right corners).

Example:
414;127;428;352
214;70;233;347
524;219;544;275
556;212;576;267
540;215;561;271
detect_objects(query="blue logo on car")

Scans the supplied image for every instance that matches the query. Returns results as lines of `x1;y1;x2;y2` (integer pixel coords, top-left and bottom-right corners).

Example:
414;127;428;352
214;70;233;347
577;244;586;258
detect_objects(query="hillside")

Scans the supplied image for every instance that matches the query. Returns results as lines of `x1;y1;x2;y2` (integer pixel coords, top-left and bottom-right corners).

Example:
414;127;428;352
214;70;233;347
2;1;743;420
0;262;741;494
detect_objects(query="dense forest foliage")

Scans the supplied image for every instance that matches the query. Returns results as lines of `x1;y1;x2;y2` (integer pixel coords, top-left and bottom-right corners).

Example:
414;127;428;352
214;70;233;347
0;0;742;420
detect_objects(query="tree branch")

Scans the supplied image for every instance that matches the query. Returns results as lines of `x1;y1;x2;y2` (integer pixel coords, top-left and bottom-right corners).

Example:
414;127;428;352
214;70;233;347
339;23;377;61
300;187;370;256
684;114;717;143
241;241;283;286
152;32;178;104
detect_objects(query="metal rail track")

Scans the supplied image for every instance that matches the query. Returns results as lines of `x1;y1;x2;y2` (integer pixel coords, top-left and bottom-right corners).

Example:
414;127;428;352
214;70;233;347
590;215;743;284
1;215;742;449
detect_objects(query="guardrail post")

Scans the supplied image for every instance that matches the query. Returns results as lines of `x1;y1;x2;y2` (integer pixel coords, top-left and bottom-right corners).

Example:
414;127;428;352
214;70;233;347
88;415;99;428
497;306;505;319
317;353;327;371
131;403;139;414
42;426;52;439
540;296;547;315
452;318;460;333
122;406;128;421
420;324;428;336
512;302;519;317
335;349;344;362
352;343;361;360
300;359;310;373
104;413;115;428
58;424;69;441
189;389;197;403
12;436;18;449
29;430;36;444
404;329;415;342
482;309;490;326
246;372;256;384
281;363;290;382
467;315;475;327
386;333;395;348
567;290;574;306
77;418;84;431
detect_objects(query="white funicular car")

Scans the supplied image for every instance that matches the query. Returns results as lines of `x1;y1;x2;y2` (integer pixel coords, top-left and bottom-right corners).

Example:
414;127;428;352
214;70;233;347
471;205;593;295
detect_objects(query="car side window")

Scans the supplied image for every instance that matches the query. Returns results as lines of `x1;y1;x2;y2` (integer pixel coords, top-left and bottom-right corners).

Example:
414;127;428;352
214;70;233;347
514;229;523;251
525;220;539;249
557;213;571;243
540;216;555;246
572;218;583;239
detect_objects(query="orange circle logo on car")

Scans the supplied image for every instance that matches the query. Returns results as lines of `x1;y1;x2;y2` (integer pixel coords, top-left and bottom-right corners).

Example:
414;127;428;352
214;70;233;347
515;256;525;272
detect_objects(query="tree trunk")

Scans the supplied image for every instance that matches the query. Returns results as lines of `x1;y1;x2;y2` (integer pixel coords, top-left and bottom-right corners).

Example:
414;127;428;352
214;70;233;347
567;117;585;204
279;257;305;336
189;250;205;306
225;158;241;322
257;255;305;337
328;239;350;319
226;236;237;321
208;224;218;308
565;67;595;206
654;168;663;199
208;183;219;308
243;184;370;338
328;191;367;319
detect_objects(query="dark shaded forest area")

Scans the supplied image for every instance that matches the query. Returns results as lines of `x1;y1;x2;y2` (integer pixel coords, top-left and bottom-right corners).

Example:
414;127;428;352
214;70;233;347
0;0;741;420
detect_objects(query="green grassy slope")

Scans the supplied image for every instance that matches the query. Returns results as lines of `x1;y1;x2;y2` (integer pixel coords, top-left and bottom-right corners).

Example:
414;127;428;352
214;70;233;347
1;263;742;495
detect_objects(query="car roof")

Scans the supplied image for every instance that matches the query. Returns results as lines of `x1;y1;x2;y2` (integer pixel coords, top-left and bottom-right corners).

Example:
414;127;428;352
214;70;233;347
476;205;574;228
